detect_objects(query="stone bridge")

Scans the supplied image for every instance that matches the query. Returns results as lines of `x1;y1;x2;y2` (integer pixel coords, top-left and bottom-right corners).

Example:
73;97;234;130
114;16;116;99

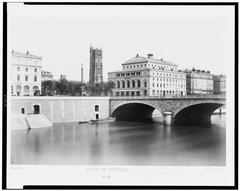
109;95;226;125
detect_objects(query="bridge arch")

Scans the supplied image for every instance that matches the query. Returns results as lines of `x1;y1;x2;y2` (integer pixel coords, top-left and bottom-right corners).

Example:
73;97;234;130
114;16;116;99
110;97;226;125
173;102;224;125
111;101;162;121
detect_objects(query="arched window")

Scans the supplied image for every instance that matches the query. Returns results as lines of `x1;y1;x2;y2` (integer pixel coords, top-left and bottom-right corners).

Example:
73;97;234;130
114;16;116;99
33;86;39;96
16;85;21;96
132;80;135;88
137;80;141;88
144;90;147;96
95;105;99;112
157;90;159;96
163;90;166;96
127;80;130;88
122;81;125;88
152;90;155;96
23;85;30;96
117;81;120;88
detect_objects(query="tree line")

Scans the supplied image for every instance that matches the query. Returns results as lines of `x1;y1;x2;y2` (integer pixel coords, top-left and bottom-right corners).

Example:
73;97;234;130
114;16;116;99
41;79;115;96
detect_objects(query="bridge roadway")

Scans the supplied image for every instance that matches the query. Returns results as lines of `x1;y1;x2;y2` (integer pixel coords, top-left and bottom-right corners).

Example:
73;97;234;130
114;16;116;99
109;95;226;125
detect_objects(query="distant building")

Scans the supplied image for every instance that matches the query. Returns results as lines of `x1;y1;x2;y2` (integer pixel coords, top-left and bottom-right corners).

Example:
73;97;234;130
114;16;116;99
11;50;42;96
108;54;186;97
185;68;213;95
213;74;226;95
60;74;66;80
41;71;53;81
89;46;103;86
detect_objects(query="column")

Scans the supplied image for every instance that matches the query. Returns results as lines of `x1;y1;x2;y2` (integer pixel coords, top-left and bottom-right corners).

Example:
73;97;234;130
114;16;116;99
163;111;173;126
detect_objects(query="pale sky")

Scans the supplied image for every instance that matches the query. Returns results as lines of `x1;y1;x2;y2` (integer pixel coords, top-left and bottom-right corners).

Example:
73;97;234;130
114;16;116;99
8;3;234;81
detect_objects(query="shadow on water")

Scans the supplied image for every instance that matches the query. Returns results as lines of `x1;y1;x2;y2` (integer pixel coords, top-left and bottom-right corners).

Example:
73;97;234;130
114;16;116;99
11;115;226;166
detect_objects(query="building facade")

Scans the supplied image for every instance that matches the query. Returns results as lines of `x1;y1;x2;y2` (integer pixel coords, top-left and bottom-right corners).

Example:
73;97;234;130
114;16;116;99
41;71;53;81
213;74;226;95
11;50;42;96
89;46;103;86
108;54;186;97
185;69;213;95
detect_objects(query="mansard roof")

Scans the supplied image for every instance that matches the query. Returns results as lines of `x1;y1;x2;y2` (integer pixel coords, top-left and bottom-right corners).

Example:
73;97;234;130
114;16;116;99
123;55;177;67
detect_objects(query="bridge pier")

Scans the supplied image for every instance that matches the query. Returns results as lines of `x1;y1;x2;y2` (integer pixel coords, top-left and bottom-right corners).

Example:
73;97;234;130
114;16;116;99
163;111;173;126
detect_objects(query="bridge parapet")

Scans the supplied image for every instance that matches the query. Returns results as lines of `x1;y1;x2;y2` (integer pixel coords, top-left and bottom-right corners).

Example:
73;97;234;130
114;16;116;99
110;95;226;100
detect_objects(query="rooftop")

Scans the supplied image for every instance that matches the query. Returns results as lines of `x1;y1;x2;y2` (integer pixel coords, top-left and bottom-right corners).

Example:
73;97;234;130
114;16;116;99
11;50;42;60
185;68;211;74
123;54;177;67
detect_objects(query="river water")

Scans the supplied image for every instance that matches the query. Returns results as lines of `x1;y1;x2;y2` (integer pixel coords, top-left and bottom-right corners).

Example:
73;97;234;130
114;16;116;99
11;115;226;166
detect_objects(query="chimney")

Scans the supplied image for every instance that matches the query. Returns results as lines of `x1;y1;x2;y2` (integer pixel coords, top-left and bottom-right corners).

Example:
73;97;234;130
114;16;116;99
136;54;139;57
81;64;84;83
147;53;153;58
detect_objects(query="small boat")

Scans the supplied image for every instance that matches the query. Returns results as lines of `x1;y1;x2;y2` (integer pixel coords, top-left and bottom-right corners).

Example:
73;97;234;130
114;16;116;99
89;117;115;124
89;119;99;124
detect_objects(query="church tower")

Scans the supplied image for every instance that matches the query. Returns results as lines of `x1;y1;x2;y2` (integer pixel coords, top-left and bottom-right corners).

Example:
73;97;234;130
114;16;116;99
89;46;103;86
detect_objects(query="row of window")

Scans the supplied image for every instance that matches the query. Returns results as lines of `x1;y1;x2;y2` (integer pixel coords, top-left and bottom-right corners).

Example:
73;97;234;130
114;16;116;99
17;75;38;82
116;71;185;79
20;105;40;114
116;72;141;77
114;90;184;96
152;77;185;83
152;83;185;88
116;80;146;88
152;90;184;96
115;91;142;96
17;66;38;72
123;64;177;71
116;80;185;89
151;72;185;78
12;85;39;96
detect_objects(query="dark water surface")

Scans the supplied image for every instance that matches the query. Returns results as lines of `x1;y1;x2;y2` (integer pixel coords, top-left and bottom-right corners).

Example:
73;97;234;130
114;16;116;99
11;115;226;165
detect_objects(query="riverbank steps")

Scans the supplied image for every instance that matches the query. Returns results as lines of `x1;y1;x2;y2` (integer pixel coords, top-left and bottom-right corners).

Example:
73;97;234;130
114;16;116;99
10;96;110;128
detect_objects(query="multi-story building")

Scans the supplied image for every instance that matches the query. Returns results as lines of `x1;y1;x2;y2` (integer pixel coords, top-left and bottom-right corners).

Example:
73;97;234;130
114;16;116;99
11;50;42;96
41;71;53;81
108;54;186;97
89;46;103;86
185;69;213;95
213;74;226;95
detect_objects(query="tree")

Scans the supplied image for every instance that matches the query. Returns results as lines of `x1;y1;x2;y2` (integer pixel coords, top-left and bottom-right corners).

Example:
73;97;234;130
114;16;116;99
41;80;55;96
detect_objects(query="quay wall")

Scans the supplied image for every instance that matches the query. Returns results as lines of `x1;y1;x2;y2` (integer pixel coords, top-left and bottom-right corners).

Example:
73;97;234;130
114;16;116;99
10;96;110;123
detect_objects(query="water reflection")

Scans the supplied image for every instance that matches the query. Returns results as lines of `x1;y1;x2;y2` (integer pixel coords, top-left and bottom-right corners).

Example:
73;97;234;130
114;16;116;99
11;115;226;166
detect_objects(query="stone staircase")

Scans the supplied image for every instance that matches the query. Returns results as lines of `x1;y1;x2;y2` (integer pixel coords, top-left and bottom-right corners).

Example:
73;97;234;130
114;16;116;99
11;114;52;130
25;114;52;129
